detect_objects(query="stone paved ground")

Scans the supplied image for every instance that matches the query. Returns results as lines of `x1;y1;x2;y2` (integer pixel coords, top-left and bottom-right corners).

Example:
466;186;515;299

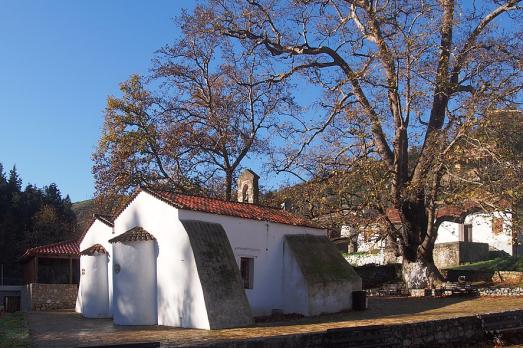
28;296;523;347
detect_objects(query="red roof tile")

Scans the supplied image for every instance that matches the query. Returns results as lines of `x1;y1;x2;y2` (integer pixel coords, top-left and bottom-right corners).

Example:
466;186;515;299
142;188;321;229
80;244;108;255
385;208;402;224
20;239;80;261
109;226;156;243
385;203;484;224
93;214;114;227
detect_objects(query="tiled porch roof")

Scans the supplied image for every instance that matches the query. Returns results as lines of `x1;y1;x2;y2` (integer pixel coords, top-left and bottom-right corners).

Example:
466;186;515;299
20;239;80;262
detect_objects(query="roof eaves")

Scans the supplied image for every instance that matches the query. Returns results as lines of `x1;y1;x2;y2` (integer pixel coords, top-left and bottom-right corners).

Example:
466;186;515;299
19;239;80;262
111;189;145;223
141;187;184;209
80;243;108;255
94;214;114;227
108;226;156;244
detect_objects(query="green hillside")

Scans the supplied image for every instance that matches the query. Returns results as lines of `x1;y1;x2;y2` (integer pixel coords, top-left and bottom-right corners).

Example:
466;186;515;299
72;199;95;237
450;257;523;272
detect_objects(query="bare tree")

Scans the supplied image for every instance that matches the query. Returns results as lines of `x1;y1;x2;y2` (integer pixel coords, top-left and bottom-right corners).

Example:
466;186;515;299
93;10;295;202
202;0;523;286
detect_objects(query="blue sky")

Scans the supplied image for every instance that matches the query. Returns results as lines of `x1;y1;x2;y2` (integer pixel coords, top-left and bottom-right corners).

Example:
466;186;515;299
2;1;514;202
0;1;194;201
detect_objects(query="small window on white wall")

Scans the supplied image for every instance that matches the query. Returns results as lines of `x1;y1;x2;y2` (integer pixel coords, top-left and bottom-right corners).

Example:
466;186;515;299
240;257;254;289
463;224;473;242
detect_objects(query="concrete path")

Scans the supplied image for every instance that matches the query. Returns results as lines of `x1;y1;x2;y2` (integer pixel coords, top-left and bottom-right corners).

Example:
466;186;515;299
28;296;523;347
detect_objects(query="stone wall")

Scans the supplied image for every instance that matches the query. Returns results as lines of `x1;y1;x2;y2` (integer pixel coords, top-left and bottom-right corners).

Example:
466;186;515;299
434;242;489;269
28;283;78;311
190;310;523;347
479;287;523;296
354;264;402;289
345;251;386;266
459;242;490;264
442;270;523;284
492;271;523;285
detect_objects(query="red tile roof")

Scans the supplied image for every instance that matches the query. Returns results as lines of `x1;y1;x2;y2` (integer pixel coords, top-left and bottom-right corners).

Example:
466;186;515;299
80;243;108;255
20;239;80;261
109;226;156;243
385;202;484;224
385;208;402;224
142;188;321;229
93;214;114;227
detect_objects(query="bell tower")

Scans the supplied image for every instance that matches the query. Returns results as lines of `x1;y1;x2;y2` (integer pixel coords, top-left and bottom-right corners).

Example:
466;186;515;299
237;169;260;204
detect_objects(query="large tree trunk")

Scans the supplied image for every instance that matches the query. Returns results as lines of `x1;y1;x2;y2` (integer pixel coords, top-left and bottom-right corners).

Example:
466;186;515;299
402;258;443;289
399;201;445;289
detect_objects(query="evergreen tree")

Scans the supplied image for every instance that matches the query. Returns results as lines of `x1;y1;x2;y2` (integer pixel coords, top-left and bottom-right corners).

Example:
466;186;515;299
0;163;77;284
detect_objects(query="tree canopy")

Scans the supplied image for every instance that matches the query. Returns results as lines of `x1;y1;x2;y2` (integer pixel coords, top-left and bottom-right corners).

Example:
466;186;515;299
92;0;522;287
93;10;295;203
200;0;523;287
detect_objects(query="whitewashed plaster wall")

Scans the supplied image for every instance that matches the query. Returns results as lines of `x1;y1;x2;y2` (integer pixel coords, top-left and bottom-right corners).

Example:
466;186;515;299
436;221;461;243
341;225;384;253
435;212;513;255
79;254;110;318
113;192;210;329
77;220;113;315
177;209;326;316
112;240;157;325
281;242;308;315
104;190;330;326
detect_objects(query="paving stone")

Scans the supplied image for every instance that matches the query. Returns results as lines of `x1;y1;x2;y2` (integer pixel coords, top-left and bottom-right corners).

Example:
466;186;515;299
27;296;523;347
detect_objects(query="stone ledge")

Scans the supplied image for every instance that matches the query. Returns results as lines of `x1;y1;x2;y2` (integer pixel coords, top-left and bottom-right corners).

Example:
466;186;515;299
188;309;523;347
28;283;78;311
479;287;523;297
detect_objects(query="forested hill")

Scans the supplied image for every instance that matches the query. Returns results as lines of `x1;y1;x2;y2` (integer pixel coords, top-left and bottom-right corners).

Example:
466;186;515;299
72;199;95;236
0;164;77;284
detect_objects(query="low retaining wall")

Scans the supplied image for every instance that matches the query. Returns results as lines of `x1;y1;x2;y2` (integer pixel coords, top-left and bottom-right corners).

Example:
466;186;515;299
434;242;489;269
344;251;385;266
442;270;523;285
443;269;494;283
28;283;78;311
0;285;30;312
479;287;523;296
492;271;523;284
190;310;523;348
354;264;401;289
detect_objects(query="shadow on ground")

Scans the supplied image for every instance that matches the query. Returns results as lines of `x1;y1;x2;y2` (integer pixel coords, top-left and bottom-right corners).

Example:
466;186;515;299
28;296;522;348
256;295;477;327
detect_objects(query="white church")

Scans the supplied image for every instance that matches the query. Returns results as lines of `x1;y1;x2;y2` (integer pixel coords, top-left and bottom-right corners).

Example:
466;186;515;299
76;170;362;329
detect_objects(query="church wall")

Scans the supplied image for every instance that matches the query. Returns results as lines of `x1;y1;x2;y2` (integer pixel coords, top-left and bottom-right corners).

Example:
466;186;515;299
435;221;461;244
466;212;513;255
114;192;210;329
77;219;113;315
435;212;513;256
112;240;157;325
281;240;309;315
178;209;326;317
79;253;110;318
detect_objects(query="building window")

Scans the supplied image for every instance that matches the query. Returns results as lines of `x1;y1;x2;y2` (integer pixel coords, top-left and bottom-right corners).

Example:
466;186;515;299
463;224;473;242
240;257;254;289
492;217;503;235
